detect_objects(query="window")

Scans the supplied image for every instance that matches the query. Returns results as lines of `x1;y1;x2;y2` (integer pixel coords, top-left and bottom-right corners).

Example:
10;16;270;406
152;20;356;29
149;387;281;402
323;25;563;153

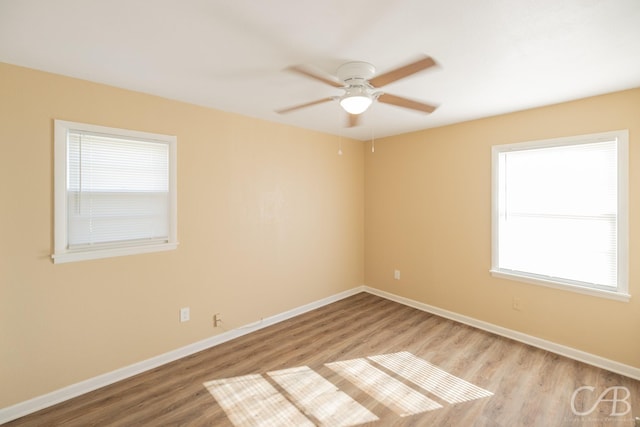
491;130;628;301
53;120;177;263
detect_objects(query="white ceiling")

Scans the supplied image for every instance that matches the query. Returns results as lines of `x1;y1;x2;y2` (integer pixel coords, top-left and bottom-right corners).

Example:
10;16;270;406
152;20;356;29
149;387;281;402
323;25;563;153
1;0;640;140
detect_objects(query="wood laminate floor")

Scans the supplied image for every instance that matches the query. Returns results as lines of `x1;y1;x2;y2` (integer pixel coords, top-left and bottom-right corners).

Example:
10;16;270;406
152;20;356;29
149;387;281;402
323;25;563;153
5;292;640;426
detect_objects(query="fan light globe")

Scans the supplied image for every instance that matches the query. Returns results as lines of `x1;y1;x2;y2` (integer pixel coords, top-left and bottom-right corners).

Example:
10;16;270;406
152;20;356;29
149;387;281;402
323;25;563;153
340;95;372;114
339;85;373;115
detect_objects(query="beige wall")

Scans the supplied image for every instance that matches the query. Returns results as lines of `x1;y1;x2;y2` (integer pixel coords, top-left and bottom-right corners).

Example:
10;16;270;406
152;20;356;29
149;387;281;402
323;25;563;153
0;63;364;408
365;88;640;369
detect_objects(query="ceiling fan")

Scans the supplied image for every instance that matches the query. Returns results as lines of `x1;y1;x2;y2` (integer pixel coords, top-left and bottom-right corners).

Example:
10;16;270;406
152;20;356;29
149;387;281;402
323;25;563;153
276;55;438;127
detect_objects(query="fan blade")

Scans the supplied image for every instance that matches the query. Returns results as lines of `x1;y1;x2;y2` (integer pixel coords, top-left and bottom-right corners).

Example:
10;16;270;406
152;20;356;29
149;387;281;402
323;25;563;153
378;93;437;114
347;113;360;127
369;56;436;88
287;65;343;88
276;97;334;114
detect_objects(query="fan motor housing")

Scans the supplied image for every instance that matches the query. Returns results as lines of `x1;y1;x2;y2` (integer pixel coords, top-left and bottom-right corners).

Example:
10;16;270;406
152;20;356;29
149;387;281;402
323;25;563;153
336;61;376;84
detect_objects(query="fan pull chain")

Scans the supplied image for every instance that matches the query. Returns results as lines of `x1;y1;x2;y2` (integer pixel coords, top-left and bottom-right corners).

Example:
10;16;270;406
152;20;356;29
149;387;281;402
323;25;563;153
371;128;375;153
337;108;343;156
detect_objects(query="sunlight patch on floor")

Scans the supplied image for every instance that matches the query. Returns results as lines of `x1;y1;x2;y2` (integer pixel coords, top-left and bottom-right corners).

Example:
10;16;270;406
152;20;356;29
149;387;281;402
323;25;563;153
369;351;494;403
326;358;442;416
267;366;379;426
204;351;493;426
203;374;313;427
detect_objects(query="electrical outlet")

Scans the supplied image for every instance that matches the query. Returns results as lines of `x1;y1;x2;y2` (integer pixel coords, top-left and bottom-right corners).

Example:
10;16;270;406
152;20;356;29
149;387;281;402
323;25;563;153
394;270;401;280
180;307;190;322
512;297;522;312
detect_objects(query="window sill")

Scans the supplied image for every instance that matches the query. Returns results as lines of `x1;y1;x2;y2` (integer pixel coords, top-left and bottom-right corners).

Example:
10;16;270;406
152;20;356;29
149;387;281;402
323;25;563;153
490;269;630;302
52;242;178;264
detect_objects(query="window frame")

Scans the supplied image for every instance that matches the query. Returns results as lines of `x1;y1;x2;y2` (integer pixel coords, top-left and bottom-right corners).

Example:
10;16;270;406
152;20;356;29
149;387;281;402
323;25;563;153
490;130;629;302
53;120;178;264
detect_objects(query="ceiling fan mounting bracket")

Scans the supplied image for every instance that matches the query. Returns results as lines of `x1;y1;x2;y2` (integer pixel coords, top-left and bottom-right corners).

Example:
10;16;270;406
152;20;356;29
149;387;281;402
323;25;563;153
336;61;376;84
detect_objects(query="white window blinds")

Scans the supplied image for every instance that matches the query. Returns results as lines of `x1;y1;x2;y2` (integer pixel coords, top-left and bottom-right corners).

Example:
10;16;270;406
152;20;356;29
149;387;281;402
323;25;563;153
53;120;177;263
67;131;170;247
492;130;628;299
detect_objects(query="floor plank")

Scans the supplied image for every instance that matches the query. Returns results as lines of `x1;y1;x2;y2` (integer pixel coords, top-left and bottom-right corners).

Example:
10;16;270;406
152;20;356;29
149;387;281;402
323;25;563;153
5;292;640;426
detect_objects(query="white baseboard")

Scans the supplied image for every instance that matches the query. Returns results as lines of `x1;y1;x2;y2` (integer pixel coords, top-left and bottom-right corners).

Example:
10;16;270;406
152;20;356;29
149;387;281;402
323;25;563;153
0;286;365;424
364;286;640;381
